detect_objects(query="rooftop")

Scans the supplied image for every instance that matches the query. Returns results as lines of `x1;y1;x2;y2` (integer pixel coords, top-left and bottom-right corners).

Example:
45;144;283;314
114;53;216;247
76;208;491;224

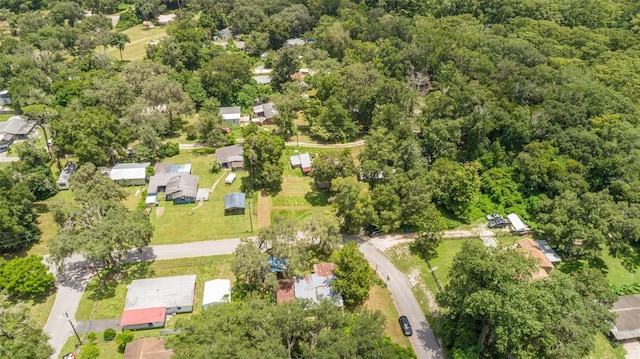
124;275;196;310
165;174;198;198
611;294;640;341
224;192;246;210
123;338;173;359
277;280;295;304
534;240;562;263
0;116;35;135
202;279;231;306
293;263;343;306
120;307;166;327
216;144;244;164
110;162;151;181
57;161;77;183
517;238;554;279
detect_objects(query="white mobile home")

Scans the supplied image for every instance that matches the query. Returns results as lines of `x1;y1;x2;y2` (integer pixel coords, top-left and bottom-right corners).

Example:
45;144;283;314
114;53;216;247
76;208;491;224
507;213;530;235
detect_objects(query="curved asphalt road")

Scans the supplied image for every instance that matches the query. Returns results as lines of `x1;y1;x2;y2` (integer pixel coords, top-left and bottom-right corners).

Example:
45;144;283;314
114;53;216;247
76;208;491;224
45;237;441;359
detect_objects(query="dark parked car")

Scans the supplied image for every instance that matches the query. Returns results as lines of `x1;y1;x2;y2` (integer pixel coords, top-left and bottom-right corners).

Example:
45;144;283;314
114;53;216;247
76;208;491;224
365;225;384;238
399;316;413;336
488;218;508;228
485;213;503;221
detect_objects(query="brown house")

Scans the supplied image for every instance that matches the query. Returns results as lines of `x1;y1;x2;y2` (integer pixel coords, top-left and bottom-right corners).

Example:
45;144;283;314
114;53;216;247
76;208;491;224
517;238;555;279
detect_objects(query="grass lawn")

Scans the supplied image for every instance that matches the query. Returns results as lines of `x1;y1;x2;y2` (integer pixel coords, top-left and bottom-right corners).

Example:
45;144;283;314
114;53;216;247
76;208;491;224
60;337;121;359
76;255;233;321
364;284;412;349
148;152;257;244
585;333;626;359
28;291;57;327
105;24;168;62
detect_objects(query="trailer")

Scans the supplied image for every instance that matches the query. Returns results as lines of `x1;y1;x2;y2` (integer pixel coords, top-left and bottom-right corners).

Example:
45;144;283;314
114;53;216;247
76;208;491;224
225;173;237;185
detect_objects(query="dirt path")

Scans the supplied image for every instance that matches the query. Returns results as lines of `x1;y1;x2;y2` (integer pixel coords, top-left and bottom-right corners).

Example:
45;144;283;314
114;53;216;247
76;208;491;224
211;171;226;190
257;191;272;229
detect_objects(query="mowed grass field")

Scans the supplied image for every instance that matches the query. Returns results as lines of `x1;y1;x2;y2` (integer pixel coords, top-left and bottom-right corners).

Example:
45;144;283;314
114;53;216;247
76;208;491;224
105;24;168;62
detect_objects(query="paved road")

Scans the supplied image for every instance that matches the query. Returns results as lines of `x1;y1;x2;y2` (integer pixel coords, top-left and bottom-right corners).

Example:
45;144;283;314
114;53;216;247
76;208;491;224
45;237;440;359
179;139;365;150
359;241;444;359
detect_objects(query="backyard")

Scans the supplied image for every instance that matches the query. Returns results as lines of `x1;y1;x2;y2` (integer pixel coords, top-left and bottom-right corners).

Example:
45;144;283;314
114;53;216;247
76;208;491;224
105;24;168;62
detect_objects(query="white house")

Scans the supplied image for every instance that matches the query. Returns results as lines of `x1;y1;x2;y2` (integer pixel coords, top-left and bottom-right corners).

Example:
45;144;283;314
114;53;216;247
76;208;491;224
219;107;241;125
202;279;232;309
109;162;150;186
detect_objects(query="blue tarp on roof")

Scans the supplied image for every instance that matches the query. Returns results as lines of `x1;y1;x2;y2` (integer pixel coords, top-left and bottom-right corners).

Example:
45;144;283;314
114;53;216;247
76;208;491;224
269;257;287;272
224;192;246;210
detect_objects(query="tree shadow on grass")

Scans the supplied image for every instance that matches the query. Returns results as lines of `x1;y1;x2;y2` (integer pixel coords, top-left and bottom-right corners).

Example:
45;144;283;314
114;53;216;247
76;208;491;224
304;186;330;206
87;262;153;301
619;249;640;273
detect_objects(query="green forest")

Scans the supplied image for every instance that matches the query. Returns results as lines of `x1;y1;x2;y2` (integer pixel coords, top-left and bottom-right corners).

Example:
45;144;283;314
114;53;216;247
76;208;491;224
2;0;640;357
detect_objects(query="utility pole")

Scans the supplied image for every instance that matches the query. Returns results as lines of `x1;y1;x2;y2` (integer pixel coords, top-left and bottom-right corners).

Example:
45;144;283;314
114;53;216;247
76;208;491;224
248;201;253;232
65;312;82;345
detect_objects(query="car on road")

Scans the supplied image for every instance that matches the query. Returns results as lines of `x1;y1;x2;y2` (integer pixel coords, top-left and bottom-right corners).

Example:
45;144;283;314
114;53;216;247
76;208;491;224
487;218;508;228
399;316;413;336
485;213;503;221
365;225;384;238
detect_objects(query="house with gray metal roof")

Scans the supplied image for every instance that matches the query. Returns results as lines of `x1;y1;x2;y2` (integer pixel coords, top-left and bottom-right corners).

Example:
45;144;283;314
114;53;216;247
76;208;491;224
124;275;196;313
253;102;278;124
165;174;199;204
0;116;35;151
611;294;640;342
148;162;192;195
216;144;244;169
224;192;246;215
219;107;241;125
293;263;343;306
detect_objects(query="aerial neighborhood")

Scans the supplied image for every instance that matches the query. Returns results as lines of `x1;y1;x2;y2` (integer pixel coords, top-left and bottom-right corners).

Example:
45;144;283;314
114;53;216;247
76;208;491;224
2;1;640;359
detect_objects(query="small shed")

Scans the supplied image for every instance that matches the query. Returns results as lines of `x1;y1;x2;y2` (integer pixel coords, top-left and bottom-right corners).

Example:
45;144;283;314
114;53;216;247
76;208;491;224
290;153;312;174
277;280;295;304
145;195;158;207
253;75;272;85
224;192;246;215
225;173;237;185
202;279;232;309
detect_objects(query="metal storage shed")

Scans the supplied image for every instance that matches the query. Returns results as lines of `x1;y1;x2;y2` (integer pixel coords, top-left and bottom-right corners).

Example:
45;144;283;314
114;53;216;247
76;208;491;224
224;192;246;215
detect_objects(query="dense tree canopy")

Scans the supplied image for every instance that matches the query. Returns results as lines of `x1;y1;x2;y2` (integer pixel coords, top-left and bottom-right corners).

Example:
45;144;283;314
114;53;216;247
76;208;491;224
168;298;413;359
438;241;616;359
48;163;153;269
0;294;54;359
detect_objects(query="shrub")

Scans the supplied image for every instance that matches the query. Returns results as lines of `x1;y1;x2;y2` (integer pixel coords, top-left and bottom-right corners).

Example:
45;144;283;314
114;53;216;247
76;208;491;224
210;159;222;174
116;330;134;353
192;147;216;155
158;142;180;158
80;342;99;359
86;332;96;341
103;328;116;341
115;10;140;31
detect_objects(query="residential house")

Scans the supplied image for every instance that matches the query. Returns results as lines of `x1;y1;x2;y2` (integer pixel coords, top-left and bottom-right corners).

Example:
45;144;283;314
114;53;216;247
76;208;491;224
202;279;231;309
516;238;555;280
109;162;151;186
534;240;562;264
156;14;176;26
123;338;173;359
164;174;199;204
253;102;278;124
148;162;192;195
0;90;11;106
121;275;196;330
507;213;530;234
284;38;306;46
610;294;640;342
292;263;343;306
277;280;295;304
215;144;244;169
253;75;272;85
290;152;312;175
0;116;36;151
224;192;246;215
219;107;241;125
215;27;233;41
57;161;77;190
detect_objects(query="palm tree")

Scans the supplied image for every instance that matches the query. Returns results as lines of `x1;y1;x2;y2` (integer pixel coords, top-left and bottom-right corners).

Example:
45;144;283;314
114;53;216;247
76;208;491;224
110;32;130;61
